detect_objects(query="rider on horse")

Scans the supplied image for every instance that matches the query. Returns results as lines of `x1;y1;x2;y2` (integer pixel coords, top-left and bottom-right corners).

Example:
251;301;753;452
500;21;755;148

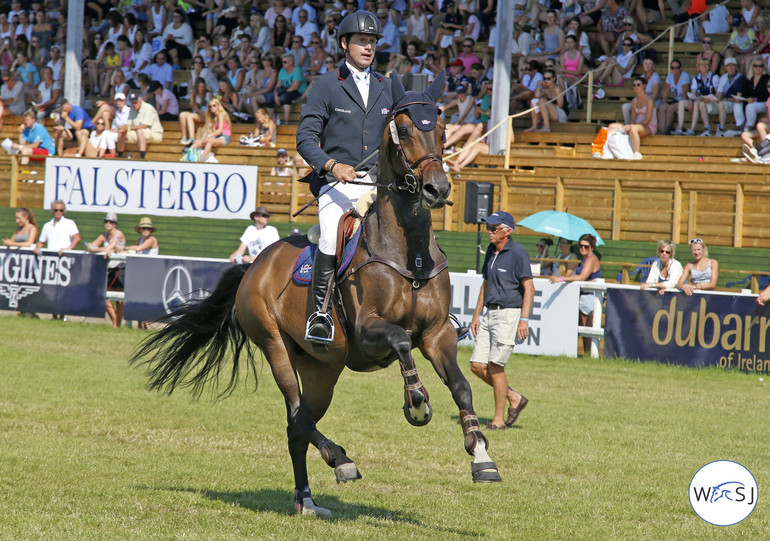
296;10;402;345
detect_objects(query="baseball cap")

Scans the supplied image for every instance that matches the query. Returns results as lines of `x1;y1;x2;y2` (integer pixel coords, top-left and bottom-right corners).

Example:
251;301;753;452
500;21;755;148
481;211;515;230
725;57;738;66
104;212;118;223
129;91;139;101
456;84;467;94
277;148;288;156
450;58;464;67
732;15;743;27
114;92;126;101
147;80;162;93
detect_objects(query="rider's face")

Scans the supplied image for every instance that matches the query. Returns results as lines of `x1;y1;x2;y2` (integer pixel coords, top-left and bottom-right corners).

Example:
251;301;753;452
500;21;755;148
344;33;377;71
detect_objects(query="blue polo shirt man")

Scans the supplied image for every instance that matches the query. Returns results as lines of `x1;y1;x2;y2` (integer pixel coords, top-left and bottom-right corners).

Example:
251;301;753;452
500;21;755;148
469;210;533;430
22;116;56;155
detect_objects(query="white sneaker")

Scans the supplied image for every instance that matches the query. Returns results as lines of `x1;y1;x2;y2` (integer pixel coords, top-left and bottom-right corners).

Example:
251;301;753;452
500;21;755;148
699;129;711;136
631;152;643;160
715;128;725;137
723;129;742;137
730;157;749;163
684;128;695;136
671;128;684;136
178;137;187;144
742;143;760;163
205;155;219;163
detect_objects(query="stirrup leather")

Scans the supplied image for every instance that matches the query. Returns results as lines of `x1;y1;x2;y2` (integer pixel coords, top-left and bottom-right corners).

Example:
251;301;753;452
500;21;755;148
305;311;335;344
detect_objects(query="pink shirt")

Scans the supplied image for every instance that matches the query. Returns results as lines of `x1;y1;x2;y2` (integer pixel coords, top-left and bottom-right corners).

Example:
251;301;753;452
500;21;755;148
459;52;481;74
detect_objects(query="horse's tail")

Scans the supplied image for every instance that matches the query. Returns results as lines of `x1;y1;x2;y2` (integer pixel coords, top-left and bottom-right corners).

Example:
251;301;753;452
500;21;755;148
130;263;255;398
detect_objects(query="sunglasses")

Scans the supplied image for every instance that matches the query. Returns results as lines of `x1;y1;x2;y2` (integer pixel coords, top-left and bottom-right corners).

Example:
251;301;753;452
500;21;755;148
754;64;764;68
689;238;703;244
537;244;545;248
254;213;268;218
325;60;335;64
623;43;633;47
543;76;553;81
96;121;105;125
463;44;473;48
53;208;64;213
659;249;671;254
578;244;590;249
702;40;713;44
671;65;680;69
104;220;116;224
486;226;502;232
633;82;643;87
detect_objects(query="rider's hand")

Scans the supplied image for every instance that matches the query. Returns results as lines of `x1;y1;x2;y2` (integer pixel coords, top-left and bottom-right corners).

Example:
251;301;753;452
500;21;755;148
332;163;364;184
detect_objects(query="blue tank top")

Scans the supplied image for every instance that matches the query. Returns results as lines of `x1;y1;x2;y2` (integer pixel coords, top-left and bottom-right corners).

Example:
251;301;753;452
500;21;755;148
575;255;602;280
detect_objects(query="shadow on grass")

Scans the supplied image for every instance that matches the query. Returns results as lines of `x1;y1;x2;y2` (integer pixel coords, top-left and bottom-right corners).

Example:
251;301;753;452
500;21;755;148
148;486;480;535
449;413;525;430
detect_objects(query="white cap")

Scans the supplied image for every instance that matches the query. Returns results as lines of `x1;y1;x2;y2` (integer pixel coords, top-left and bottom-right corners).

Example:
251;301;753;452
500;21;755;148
114;92;126;100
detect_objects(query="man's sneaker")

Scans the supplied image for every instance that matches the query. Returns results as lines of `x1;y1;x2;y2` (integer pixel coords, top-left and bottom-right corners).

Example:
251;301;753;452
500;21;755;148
742;143;760;163
699;129;712;136
671;128;684;135
684;128;695;136
723;129;742;137
715;128;725;137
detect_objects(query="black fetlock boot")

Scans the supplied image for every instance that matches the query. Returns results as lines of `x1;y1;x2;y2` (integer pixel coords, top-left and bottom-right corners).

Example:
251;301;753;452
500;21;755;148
305;251;337;344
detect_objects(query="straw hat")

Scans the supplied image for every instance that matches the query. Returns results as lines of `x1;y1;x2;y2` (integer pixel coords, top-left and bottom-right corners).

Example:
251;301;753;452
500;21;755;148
134;216;156;233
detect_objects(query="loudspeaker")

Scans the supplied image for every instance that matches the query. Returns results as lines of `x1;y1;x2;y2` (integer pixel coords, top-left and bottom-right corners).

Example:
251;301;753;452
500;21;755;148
402;73;428;93
464;182;494;224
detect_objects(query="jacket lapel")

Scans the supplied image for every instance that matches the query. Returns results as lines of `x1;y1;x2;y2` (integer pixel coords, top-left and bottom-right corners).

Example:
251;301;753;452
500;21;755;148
366;71;385;113
338;63;366;111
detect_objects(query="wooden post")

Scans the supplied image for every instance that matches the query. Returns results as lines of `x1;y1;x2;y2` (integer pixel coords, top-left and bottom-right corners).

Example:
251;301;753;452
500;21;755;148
612;178;622;240
504;119;513;170
585;71;594;124
621;264;631;284
687;191;698;239
672;180;682;242
734;183;744;247
751;274;759;294
668;29;674;78
499;172;508;213
10;155;19;207
555;177;564;211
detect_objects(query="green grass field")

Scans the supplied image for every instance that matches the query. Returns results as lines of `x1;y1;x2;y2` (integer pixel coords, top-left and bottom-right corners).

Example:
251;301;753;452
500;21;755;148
0;316;767;540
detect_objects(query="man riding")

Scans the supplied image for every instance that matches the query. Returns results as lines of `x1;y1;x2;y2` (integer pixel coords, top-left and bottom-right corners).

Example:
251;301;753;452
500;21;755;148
297;10;401;345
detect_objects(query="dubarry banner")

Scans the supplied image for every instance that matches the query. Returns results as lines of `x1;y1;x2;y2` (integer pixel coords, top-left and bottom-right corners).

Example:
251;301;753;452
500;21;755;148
605;288;770;373
0;248;107;316
123;255;231;321
43;158;258;220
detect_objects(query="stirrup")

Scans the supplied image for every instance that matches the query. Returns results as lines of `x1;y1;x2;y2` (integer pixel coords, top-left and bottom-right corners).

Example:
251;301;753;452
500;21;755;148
305;311;335;344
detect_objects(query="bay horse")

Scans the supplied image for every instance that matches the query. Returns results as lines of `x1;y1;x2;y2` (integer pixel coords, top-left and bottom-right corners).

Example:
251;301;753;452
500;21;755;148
131;73;501;518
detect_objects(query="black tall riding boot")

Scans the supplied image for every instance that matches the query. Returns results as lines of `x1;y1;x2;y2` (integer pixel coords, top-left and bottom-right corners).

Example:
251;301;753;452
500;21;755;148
305;251;337;344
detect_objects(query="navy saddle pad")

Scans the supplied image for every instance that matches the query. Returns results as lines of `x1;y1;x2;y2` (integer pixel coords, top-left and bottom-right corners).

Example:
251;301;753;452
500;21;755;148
292;226;362;285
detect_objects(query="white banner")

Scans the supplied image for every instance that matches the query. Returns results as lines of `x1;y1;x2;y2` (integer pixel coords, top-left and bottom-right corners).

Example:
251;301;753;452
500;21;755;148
43;158;258;220
450;272;580;357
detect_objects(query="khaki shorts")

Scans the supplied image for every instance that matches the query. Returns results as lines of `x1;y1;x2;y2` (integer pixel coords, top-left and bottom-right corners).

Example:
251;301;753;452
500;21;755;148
469;307;521;367
126;128;163;144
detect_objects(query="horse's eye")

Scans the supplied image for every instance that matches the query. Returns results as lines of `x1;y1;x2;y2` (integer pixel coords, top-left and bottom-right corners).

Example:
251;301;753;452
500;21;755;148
397;125;410;138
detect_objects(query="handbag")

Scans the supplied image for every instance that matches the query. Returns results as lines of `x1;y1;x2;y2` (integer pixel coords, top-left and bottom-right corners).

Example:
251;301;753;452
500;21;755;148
683;19;700;44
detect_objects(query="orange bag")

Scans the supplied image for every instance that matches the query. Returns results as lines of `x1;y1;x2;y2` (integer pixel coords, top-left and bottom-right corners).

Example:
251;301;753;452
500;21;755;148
591;126;608;156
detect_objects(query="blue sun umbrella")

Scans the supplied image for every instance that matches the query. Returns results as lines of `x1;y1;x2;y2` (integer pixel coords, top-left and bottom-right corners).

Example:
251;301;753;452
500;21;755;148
517;211;605;245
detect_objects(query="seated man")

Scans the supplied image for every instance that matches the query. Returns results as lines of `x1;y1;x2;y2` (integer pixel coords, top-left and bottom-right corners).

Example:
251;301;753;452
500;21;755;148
116;91;164;159
510;60;542;112
53;99;94;156
228;206;280;264
11;109;56;165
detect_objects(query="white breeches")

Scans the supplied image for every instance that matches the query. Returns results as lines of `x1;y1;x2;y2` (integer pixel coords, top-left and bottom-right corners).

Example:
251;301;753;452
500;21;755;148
317;172;376;255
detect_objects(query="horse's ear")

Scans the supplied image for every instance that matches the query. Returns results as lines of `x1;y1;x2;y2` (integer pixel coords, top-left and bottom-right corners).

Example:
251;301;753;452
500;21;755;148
426;70;447;103
391;72;406;103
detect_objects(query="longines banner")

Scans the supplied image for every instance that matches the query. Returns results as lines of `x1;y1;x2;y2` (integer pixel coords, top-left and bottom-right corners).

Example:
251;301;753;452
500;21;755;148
605;289;770;374
0;248;106;316
123;255;231;321
449;273;580;357
43;158;258;220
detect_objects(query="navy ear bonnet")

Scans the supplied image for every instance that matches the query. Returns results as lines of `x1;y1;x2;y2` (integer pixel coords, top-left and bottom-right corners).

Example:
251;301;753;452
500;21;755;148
393;90;439;132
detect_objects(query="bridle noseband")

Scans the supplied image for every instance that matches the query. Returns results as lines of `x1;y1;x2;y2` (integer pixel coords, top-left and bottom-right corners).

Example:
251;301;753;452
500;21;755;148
387;101;443;194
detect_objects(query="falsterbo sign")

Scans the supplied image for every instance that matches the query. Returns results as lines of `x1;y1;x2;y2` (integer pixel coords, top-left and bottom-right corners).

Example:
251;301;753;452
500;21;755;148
43;158;258;220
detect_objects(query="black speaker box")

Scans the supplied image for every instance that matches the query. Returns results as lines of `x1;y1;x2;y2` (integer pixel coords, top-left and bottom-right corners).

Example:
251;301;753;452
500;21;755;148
464;182;494;224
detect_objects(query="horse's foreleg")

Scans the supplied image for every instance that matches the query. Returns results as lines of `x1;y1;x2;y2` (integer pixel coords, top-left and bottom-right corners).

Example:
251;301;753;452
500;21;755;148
420;322;501;483
360;319;432;426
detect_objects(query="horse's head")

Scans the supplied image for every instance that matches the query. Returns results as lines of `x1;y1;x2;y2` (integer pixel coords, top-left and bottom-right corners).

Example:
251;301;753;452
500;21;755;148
382;72;450;210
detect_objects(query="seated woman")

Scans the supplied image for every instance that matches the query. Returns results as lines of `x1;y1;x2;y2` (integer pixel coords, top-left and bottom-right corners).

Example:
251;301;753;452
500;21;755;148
640;240;683;295
275;53;307;125
676;238;719;295
188;98;231;163
86;212;126;329
526;68;567;132
125;217;159;255
2;207;38;248
554;237;579;276
179;77;211;145
533;237;554;275
593;37;636;87
250;107;276;147
676;59;719;136
559;34;584;82
549;233;602;355
84;117;118;158
622;75;657;159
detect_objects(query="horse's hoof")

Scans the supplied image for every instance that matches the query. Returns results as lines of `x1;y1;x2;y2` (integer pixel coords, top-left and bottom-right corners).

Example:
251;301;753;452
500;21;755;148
471;461;502;483
404;401;432;427
296;496;333;518
334;462;362;483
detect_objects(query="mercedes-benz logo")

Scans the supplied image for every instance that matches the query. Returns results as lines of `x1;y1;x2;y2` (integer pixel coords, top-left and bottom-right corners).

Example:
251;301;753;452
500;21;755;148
162;265;193;313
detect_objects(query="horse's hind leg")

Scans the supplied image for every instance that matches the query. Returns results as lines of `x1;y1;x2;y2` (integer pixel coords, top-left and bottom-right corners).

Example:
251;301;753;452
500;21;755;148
419;322;501;483
259;333;359;517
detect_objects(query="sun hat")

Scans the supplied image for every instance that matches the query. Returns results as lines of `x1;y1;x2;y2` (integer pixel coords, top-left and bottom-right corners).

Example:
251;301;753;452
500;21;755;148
134;217;156;233
114;92;126;101
104;212;118;223
250;205;271;220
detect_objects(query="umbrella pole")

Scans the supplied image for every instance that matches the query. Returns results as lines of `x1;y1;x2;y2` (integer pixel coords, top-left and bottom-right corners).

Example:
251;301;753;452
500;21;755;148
476;223;482;273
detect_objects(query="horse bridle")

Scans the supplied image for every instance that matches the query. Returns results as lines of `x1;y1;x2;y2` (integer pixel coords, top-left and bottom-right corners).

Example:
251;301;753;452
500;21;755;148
387;101;444;194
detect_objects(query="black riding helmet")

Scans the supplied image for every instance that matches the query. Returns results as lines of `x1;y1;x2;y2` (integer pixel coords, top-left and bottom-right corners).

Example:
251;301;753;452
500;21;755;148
337;10;383;50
